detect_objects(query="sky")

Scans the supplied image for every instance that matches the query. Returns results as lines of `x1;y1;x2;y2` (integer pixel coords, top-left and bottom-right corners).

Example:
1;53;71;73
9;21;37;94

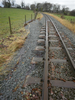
0;0;75;10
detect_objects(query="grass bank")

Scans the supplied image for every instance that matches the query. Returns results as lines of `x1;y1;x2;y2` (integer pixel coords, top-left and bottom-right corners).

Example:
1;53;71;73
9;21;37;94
45;13;75;33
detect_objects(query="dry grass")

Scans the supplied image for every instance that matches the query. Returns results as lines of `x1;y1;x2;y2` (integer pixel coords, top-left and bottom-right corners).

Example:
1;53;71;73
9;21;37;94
0;26;30;71
45;13;75;33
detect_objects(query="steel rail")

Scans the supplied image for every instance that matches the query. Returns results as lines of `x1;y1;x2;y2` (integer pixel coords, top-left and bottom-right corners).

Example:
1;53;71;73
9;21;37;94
42;16;48;100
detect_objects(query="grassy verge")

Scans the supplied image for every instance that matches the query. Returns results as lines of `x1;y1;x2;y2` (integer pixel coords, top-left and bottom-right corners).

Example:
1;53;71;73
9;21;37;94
45;13;75;33
0;10;43;75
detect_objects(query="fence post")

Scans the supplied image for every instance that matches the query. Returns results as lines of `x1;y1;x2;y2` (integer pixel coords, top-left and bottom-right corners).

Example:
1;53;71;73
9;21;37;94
34;13;35;20
31;14;32;21
34;12;38;20
25;15;26;24
8;17;12;34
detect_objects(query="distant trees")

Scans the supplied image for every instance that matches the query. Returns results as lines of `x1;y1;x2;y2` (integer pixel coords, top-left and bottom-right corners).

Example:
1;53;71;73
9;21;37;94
1;0;75;16
2;0;11;8
61;6;69;15
16;4;21;8
25;5;30;10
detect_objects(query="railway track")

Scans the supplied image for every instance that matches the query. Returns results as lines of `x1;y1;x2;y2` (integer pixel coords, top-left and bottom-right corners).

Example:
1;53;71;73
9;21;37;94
22;14;75;100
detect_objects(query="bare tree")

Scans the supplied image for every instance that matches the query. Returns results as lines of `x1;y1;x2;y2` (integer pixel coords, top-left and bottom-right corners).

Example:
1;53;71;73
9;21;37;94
62;5;66;14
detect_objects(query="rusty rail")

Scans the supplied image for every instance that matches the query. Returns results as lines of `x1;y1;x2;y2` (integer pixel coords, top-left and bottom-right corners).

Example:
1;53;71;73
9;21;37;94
42;20;48;100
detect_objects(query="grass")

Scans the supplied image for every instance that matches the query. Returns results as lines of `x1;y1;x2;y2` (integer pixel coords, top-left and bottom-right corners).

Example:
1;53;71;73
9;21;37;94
45;13;75;33
54;14;75;22
0;8;34;66
0;8;34;39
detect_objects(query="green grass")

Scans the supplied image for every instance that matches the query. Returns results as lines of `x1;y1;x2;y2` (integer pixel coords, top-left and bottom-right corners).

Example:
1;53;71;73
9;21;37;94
0;8;34;39
54;14;75;22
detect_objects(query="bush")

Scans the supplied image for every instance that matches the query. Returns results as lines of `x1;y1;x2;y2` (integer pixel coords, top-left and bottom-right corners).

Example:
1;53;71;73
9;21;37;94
70;10;75;16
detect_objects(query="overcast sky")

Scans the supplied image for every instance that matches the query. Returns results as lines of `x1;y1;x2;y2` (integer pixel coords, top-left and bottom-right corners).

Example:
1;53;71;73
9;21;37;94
0;0;75;10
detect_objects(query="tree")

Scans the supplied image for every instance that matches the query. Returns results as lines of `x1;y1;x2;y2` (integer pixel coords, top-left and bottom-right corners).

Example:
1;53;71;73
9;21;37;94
21;1;25;8
49;3;52;12
2;0;11;8
2;0;6;7
56;4;60;13
8;0;11;8
52;4;57;12
62;5;66;14
65;7;69;15
43;2;48;11
30;4;35;10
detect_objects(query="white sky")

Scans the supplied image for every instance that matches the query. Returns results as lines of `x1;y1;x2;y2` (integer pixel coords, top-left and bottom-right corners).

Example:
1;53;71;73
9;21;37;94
0;0;75;10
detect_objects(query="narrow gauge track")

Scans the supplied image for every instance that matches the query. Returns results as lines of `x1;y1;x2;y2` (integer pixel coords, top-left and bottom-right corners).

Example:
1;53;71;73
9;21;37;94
22;14;75;100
